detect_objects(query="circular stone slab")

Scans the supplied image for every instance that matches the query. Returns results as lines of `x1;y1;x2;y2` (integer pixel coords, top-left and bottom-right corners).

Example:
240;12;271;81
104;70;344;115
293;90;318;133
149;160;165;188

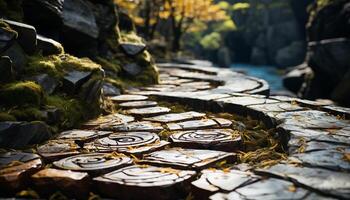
37;140;80;161
110;95;148;102
83;113;134;129
96;132;159;149
84;132;168;154
101;121;163;132
94;165;196;199
127;106;171;116
142;148;236;170
119;101;158;108
169;129;241;151
144;111;206;123
53;153;132;174
56;130;112;144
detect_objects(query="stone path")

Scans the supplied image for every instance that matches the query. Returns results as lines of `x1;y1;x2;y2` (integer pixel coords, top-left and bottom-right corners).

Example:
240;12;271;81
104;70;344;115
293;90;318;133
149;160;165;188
1;61;349;199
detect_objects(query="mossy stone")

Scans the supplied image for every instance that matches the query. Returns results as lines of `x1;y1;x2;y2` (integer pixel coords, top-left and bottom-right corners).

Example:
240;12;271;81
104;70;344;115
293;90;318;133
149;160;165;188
0;81;43;107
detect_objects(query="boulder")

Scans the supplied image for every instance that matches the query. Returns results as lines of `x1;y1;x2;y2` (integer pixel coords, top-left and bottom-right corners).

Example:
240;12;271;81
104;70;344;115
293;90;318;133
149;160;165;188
307;0;350;41
0;56;15;83
41;108;62;125
283;63;312;93
0;21;17;53
61;0;99;56
80;79;103;103
275;41;306;67
62;71;92;94
308;38;350;85
3;20;37;54
122;63;142;76
22;0;64;37
2;42;27;72
37;34;64;56
27;74;58;95
88;0;118;38
62;0;99;39
102;83;121;96
120;42;146;56
0;121;52;148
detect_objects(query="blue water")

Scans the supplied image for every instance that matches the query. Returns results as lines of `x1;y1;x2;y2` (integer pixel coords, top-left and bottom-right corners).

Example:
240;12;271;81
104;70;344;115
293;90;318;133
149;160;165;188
230;63;285;92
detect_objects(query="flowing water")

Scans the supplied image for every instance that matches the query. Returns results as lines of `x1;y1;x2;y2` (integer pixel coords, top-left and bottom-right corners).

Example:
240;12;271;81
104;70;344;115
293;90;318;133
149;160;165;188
230;63;286;92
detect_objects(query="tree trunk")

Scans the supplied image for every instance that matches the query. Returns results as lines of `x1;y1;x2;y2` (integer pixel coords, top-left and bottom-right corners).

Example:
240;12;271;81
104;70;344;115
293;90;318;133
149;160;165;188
172;29;182;52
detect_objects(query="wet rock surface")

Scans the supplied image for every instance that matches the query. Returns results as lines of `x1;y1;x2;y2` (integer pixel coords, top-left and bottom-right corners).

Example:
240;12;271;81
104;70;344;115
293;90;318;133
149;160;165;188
1;61;350;199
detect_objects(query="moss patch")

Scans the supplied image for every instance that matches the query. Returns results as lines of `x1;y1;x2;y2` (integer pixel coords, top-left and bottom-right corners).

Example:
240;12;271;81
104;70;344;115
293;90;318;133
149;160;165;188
9;107;45;122
0;81;43;107
0;112;16;121
26;54;102;78
95;57;122;74
45;95;89;129
119;31;144;44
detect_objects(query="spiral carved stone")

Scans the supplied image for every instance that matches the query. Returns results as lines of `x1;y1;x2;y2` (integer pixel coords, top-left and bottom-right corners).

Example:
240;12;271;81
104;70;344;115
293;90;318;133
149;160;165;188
53;153;132;174
94;165;196;199
85;132;168;154
169;129;241;151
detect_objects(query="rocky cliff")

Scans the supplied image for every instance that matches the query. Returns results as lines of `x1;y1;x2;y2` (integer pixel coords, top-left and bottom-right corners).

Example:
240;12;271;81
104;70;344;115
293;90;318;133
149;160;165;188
0;0;159;148
284;0;350;106
227;0;313;67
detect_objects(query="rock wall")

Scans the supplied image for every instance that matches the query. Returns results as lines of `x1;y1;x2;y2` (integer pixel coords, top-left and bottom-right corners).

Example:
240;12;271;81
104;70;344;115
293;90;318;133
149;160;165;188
227;0;312;68
284;0;350;106
0;0;159;148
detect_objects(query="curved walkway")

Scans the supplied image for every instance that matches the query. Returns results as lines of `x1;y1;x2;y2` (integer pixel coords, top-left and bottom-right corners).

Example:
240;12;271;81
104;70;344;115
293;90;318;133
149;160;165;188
1;61;349;199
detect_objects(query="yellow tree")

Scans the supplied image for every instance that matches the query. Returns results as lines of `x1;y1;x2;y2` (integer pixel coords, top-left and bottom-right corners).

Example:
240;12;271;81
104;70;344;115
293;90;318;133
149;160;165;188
161;0;228;51
115;0;164;39
115;0;228;51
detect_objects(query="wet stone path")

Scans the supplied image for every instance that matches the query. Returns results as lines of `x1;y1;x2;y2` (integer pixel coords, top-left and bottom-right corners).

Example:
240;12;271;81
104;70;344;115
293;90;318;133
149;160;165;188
1;61;350;199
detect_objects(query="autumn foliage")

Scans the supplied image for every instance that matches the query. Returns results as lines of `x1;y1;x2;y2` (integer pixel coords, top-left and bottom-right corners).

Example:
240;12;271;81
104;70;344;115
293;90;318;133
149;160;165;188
115;0;229;51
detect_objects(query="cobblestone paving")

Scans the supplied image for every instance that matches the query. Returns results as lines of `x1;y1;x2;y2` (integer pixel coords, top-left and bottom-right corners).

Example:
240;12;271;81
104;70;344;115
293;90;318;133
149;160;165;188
1;61;349;199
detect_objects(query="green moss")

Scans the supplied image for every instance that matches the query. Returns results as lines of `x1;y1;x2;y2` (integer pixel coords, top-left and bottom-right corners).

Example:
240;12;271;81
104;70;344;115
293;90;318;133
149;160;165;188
130;51;159;85
59;54;102;72
0;112;16;121
9;107;45;121
0;81;43;107
26;54;103;78
45;95;99;129
95;57;122;74
119;31;144;44
26;54;60;77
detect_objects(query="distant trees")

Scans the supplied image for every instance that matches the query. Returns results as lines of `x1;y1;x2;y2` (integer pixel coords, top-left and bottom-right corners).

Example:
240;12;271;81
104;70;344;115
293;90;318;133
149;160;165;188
115;0;229;51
